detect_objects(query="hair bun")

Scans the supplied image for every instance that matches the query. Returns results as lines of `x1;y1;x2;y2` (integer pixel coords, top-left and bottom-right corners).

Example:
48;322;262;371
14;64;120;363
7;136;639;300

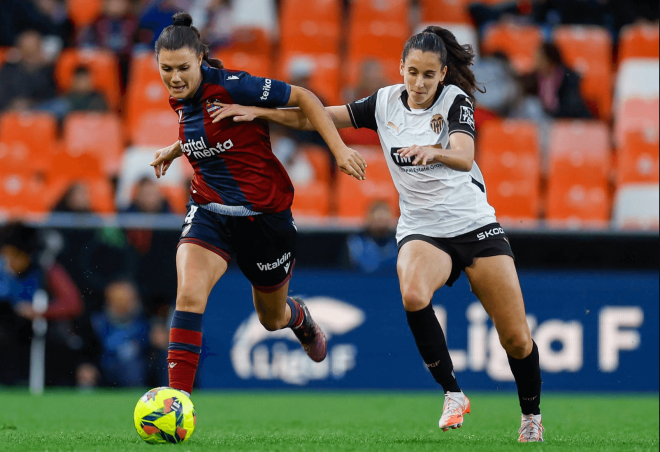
172;13;193;27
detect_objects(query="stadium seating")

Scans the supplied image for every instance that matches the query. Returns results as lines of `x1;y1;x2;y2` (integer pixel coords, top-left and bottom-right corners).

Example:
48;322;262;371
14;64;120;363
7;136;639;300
213;27;273;78
612;183;659;230
546;121;610;225
420;0;472;24
481;23;542;73
48;177;116;213
614;58;660;109
67;0;103;28
477;120;541;222
279;0;341;55
129;110;180;148
55;49;121;110
616;130;659;186
336;146;398;219
125;52;173;141
0;112;58;174
614;97;659;147
0;173;50;216
618;23;660;62
553;25;613;119
347;0;410;61
279;52;342;105
63;113;123;176
0;47;8;66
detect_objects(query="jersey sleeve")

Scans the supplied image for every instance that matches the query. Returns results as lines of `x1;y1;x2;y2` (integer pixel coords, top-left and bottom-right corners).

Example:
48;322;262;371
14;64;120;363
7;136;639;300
447;95;476;139
222;71;291;108
346;90;379;131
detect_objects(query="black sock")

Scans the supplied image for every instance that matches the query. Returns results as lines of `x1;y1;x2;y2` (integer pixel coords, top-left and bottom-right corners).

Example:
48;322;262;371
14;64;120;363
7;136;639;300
406;303;461;393
507;341;542;415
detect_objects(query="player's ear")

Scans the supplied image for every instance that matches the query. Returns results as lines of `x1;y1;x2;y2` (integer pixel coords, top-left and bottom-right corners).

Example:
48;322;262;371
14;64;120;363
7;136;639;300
440;65;448;82
399;59;404;77
198;52;204;67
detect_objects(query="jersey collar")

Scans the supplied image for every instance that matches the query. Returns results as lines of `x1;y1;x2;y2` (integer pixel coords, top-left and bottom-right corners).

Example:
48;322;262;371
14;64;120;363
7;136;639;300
400;84;445;112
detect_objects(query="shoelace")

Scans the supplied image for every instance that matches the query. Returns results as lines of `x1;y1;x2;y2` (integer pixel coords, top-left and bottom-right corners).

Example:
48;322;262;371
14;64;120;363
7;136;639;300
519;416;542;441
441;394;464;420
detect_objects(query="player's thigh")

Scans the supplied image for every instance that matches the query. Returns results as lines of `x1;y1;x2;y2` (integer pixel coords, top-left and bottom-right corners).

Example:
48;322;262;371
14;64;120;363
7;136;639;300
175;243;228;313
397;239;453;311
465;255;531;356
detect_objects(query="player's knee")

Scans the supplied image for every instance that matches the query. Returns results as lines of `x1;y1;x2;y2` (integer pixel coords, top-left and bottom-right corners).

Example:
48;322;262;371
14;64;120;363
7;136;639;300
258;314;285;332
501;330;532;359
175;292;206;314
401;285;431;312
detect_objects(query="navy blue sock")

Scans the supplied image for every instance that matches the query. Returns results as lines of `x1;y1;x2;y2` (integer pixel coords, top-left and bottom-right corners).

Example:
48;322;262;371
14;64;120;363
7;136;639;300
285;297;304;329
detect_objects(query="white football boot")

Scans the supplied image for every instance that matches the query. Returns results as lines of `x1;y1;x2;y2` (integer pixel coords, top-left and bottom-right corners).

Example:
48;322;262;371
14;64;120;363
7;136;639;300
438;391;471;432
518;414;544;442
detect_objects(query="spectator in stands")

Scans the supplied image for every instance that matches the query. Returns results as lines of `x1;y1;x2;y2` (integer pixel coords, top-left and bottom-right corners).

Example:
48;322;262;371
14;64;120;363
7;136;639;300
0;222;84;385
53;182;93;213
78;0;139;88
0;30;57;111
33;0;75;48
346;201;398;274
270;125;315;185
137;0;184;49
531;42;591;119
345;59;390;103
472;52;522;122
0;0;69;47
190;0;233;48
62;66;109;113
90;279;150;386
123;177;173;213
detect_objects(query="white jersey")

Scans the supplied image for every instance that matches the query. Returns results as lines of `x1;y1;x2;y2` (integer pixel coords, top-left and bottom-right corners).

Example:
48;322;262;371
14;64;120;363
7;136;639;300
346;84;497;241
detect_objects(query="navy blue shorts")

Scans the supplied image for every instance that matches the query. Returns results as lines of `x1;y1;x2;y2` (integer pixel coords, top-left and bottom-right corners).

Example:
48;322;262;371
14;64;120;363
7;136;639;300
178;202;297;293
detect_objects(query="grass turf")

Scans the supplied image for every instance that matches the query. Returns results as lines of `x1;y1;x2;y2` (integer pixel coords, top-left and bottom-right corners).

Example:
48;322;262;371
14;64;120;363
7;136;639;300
0;390;657;452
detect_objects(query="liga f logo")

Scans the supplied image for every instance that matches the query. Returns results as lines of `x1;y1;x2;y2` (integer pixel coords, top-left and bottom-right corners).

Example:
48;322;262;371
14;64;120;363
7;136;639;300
430;114;444;134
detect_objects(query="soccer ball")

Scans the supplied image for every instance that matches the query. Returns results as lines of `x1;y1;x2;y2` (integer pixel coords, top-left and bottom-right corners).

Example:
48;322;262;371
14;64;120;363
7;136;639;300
134;387;196;444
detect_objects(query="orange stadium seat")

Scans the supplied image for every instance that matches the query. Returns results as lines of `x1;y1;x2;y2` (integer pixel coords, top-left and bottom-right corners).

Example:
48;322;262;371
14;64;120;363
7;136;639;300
546;121;611;224
421;0;472;24
0;112;57;174
279;52;341;104
618;23;660;62
215;50;271;78
280;0;341;55
47;152;104;183
336;146;398;219
55;49;121;109
130;110;180;148
477;120;540;222
301;146;331;183
614;97;659;147
345;56;402;91
0;47;8;67
348;0;410;61
67;0;103;28
553;26;613;119
49;177;115;213
616;130;659;186
0;173;50;216
63;113;123;176
159;185;188;214
292;180;331;218
481;23;542;73
125;52;172;141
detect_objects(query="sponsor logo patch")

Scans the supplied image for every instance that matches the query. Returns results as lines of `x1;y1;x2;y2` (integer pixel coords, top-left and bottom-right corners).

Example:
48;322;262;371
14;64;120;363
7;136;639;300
257;252;291;272
182;137;234;160
477;227;505;240
260;78;272;101
459;105;475;130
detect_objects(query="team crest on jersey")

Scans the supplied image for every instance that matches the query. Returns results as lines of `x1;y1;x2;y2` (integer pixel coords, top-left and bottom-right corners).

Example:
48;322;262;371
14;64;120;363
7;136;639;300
206;99;222;115
430;114;444;134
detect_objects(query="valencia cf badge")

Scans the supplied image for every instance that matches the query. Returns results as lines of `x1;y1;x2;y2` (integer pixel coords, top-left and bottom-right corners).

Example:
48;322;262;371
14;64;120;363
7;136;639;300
206;99;221;115
430;114;444;134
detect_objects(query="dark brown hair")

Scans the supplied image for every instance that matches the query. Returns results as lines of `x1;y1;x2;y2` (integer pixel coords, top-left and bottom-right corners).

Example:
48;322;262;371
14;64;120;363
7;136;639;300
155;12;223;69
402;25;484;99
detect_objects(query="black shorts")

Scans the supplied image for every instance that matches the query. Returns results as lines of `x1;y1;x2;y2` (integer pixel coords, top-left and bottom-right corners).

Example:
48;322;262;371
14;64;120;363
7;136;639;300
178;202;297;293
397;222;514;287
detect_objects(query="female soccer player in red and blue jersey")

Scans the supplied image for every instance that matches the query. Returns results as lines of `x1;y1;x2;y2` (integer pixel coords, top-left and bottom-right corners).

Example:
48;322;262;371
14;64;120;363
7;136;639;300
149;12;367;396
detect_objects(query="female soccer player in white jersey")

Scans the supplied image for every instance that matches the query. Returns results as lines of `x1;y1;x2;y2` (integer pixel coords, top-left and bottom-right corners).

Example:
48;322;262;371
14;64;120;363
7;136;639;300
199;26;544;442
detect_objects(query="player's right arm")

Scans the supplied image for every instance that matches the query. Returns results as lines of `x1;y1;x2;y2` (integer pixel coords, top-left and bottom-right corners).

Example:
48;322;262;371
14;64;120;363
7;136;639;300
211;104;352;131
150;140;183;178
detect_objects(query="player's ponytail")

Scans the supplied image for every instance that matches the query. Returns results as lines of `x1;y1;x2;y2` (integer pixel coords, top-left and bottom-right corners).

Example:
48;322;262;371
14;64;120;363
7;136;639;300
155;12;224;70
402;26;483;99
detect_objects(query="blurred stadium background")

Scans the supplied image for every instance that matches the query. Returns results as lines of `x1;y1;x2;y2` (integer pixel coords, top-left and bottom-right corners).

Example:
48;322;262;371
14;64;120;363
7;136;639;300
0;0;657;420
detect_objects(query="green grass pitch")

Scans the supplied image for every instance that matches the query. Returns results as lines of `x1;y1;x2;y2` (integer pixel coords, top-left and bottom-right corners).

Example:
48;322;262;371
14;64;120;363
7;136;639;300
1;390;657;451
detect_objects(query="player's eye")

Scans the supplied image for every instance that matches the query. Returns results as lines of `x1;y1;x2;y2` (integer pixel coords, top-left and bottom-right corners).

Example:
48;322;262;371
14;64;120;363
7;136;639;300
161;67;172;72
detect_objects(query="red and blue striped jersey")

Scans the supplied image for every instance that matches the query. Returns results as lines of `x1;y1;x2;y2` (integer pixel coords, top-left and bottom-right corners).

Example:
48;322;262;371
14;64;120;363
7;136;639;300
170;64;293;213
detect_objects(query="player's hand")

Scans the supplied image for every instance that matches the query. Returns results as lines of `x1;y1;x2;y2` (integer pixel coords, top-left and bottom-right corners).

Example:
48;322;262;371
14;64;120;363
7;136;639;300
209;102;259;123
397;145;437;166
334;146;367;180
150;141;183;178
14;301;37;321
